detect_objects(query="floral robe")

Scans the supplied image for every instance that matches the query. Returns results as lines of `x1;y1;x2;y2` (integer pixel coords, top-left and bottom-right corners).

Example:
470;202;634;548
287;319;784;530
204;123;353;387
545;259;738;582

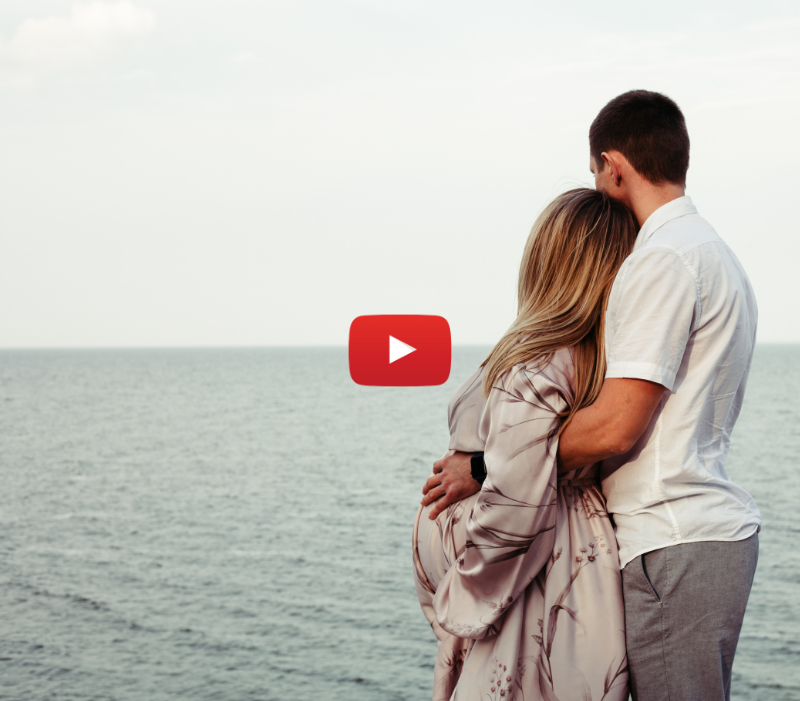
413;348;628;701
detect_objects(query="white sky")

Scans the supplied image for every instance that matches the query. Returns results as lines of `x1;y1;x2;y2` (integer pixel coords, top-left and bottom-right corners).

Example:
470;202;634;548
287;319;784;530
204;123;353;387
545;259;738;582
1;1;798;347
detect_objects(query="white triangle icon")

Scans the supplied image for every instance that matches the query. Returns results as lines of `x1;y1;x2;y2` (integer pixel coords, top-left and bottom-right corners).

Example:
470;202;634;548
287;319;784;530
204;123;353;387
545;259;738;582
389;335;416;364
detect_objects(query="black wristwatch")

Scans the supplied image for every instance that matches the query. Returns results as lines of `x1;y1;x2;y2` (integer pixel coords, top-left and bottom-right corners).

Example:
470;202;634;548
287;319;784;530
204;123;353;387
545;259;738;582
470;452;487;485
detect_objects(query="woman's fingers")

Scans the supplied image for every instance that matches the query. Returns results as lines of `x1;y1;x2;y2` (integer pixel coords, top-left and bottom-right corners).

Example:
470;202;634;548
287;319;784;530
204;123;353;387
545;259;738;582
423;453;483;519
423;451;476;519
432;450;455;474
421;485;446;506
422;472;442;495
427;493;450;521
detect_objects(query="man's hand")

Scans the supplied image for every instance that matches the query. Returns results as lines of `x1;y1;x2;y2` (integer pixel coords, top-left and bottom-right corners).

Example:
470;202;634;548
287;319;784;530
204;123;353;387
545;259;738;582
421;450;482;521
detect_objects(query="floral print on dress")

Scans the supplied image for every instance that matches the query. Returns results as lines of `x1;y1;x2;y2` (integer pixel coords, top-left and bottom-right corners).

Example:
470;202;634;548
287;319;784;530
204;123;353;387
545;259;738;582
484;658;514;700
413;348;629;701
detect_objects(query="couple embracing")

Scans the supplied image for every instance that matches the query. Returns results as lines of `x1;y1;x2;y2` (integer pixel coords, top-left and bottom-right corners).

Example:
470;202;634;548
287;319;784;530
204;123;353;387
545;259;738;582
412;90;761;701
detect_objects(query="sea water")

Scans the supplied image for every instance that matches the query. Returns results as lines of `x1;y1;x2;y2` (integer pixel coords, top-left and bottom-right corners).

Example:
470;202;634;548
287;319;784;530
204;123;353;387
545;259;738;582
0;346;797;700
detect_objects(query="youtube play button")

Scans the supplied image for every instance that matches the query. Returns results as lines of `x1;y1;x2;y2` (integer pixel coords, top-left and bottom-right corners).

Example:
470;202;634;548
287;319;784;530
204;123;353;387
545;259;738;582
349;315;451;386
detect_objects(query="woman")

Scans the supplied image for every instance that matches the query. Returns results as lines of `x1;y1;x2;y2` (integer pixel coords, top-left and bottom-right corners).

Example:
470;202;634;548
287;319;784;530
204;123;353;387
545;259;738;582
413;188;638;701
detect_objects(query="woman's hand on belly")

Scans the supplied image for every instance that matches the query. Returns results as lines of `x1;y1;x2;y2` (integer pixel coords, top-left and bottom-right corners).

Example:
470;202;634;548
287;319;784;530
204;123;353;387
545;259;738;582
421;450;482;521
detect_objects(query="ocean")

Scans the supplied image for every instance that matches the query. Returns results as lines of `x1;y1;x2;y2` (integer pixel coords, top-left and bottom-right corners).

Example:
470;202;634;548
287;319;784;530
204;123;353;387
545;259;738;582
0;346;797;700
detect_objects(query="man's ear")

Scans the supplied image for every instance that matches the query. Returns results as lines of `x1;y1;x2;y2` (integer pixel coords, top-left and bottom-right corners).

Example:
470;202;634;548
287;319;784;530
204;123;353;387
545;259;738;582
601;152;621;187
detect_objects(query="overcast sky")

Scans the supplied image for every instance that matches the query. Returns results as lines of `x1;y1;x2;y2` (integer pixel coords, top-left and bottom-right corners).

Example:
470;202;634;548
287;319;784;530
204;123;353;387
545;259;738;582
1;1;798;347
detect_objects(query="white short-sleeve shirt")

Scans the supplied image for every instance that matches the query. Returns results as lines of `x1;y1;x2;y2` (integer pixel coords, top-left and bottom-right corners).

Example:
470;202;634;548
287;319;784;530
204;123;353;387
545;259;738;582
601;195;762;569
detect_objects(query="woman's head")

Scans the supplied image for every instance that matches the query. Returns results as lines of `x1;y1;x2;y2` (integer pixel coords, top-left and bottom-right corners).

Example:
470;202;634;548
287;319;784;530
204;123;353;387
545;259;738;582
482;188;638;429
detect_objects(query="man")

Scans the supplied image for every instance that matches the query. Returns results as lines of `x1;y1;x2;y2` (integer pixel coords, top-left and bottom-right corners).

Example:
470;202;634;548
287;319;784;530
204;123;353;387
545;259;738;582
421;90;761;701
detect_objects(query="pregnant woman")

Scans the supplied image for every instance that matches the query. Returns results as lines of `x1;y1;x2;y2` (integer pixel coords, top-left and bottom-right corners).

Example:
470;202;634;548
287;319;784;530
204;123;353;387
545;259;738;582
413;188;637;701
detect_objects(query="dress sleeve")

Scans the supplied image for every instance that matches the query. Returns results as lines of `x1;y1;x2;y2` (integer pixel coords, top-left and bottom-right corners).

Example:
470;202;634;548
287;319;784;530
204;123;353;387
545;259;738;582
605;248;699;391
433;362;566;640
447;366;487;453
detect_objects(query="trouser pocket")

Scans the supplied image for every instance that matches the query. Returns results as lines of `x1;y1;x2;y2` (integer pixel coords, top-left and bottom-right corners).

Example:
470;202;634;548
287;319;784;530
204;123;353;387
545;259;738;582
641;551;662;602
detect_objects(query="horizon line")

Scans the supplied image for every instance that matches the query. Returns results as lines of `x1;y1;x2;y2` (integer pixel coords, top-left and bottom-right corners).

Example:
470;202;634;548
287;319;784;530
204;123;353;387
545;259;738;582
0;342;797;351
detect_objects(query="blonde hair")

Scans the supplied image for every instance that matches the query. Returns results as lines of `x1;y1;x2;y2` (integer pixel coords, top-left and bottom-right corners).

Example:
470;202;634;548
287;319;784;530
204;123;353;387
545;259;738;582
482;188;638;432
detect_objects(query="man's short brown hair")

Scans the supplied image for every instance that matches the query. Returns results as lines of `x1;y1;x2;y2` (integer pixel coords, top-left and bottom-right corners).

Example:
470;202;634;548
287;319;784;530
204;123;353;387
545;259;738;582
590;90;690;186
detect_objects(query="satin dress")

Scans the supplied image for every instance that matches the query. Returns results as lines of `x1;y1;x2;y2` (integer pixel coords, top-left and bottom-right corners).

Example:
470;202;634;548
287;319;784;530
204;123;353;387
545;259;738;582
413;348;628;701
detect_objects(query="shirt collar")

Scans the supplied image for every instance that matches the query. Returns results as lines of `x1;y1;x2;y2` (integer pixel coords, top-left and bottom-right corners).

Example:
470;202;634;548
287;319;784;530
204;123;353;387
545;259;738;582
633;195;698;251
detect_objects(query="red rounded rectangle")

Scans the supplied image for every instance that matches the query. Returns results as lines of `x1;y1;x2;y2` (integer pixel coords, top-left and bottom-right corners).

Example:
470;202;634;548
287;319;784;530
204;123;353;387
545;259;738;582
348;315;451;386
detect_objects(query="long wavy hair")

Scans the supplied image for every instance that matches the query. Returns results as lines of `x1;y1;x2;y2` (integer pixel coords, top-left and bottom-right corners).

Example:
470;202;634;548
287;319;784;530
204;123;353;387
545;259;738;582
481;188;638;432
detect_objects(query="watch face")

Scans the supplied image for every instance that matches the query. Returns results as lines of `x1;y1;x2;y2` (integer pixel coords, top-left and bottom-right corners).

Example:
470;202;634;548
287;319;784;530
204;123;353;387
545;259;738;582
471;454;486;482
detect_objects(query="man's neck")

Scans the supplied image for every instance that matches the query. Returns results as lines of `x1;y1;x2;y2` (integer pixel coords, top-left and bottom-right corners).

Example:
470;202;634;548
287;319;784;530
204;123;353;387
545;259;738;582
628;182;686;227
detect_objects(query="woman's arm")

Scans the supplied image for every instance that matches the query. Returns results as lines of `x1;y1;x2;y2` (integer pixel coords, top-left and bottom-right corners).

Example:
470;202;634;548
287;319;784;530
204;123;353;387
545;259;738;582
432;363;565;640
421;366;487;518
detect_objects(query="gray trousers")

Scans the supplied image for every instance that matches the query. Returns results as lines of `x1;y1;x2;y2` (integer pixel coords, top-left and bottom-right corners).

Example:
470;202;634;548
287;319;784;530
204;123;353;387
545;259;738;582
621;533;759;701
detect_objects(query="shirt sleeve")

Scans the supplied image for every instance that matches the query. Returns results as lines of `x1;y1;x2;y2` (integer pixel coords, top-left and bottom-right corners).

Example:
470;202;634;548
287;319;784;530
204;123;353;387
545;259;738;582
605;247;699;391
432;363;564;640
